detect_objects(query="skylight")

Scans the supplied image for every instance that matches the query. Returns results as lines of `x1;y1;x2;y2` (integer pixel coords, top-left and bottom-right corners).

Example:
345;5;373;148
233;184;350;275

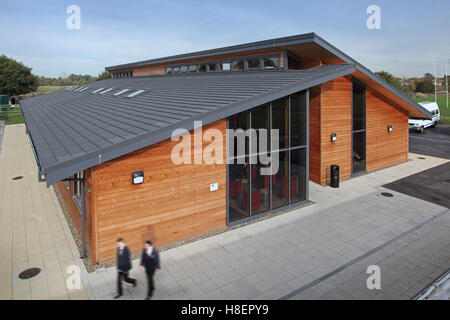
78;86;91;92
126;89;146;98
99;88;113;94
92;88;104;93
114;89;130;96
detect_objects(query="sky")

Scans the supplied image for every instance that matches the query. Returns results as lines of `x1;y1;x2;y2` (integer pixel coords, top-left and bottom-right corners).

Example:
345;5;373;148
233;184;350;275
1;0;449;78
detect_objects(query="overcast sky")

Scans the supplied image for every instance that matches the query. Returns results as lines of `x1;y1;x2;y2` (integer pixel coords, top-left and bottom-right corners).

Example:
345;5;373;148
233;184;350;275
1;0;449;78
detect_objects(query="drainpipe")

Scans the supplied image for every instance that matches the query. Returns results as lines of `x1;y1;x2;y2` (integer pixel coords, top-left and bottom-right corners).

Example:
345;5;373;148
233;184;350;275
80;179;86;259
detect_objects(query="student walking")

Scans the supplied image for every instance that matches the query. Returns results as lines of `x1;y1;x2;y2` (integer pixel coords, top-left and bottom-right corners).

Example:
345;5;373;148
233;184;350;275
114;238;137;299
139;240;160;300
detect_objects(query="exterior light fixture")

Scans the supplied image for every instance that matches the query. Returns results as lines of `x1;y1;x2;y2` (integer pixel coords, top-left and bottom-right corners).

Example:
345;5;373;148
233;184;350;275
132;171;144;185
388;125;393;132
331;133;337;142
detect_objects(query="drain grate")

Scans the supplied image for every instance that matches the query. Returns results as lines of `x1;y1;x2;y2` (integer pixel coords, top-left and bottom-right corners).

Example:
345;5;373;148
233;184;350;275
12;176;24;181
418;157;426;160
381;192;394;198
18;267;41;280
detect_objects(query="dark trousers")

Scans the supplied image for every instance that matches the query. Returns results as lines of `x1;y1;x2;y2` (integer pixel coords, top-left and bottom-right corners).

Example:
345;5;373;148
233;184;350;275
145;269;155;298
117;271;136;295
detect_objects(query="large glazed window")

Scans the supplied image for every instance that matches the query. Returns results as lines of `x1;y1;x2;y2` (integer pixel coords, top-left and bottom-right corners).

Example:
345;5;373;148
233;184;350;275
227;91;308;224
228;160;250;223
272;97;289;150
352;80;367;175
228;111;250;158
290;92;307;147
271;150;289;209
352;81;366;131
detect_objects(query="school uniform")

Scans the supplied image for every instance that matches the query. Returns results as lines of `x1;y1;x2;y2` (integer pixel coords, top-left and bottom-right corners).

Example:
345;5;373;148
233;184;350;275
140;247;160;298
116;245;136;296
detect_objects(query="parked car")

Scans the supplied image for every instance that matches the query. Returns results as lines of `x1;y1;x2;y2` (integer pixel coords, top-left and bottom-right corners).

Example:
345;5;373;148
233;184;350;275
409;102;440;133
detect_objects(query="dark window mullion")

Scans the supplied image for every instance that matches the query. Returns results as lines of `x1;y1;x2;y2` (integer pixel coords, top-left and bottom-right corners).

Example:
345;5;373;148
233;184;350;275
269;102;272;212
288;95;291;204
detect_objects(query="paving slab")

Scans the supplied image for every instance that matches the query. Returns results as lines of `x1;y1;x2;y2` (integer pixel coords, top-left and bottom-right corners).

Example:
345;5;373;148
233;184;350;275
0;125;89;300
2;123;450;300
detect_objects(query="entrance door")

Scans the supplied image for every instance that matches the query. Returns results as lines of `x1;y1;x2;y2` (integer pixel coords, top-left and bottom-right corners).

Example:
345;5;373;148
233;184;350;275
352;80;366;175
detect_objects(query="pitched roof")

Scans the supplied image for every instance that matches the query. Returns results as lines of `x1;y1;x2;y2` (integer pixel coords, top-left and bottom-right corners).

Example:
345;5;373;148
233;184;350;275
106;33;432;120
21;64;355;186
105;33;317;71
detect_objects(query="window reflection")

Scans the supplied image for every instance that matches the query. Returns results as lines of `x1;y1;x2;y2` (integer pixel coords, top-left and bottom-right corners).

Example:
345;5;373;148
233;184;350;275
290;148;306;203
228;158;250;223
290;92;307;147
232;61;245;71
228;91;308;224
272;97;289;150
271;151;289;210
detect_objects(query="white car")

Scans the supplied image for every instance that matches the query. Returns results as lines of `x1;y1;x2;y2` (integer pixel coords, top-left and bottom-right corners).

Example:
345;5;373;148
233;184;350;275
409;102;440;133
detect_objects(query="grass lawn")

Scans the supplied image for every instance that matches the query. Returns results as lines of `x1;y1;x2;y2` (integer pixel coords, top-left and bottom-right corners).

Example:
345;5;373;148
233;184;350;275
0;107;23;125
0;86;69;125
22;85;70;98
413;95;450;124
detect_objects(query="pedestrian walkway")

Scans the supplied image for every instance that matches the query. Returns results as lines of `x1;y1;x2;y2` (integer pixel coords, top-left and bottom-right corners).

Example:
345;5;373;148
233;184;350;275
0;124;89;300
1;124;449;300
85;155;449;300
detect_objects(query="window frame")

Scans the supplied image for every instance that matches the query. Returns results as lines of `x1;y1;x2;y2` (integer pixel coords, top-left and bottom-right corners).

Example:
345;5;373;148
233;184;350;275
73;171;84;211
226;90;309;226
164;54;282;74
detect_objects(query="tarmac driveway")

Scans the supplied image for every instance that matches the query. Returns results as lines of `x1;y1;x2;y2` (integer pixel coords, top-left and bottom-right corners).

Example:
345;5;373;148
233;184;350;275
383;162;450;209
409;125;450;159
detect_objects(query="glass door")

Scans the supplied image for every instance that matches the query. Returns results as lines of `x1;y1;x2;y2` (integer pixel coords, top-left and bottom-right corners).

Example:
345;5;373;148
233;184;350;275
352;80;366;175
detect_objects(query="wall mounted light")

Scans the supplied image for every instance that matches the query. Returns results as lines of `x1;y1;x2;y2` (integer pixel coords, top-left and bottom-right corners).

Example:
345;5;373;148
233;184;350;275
331;133;337;142
132;171;144;185
387;125;393;132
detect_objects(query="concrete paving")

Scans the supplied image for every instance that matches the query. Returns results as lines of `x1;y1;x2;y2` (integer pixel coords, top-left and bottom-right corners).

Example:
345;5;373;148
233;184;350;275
1;124;449;300
87;153;449;300
0;124;89;300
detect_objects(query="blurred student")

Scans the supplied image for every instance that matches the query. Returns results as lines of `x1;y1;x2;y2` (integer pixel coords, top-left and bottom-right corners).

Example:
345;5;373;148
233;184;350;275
114;238;136;299
139;240;160;300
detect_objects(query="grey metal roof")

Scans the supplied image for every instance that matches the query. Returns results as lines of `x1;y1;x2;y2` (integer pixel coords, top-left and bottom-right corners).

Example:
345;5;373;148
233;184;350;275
21;64;355;186
106;32;432;120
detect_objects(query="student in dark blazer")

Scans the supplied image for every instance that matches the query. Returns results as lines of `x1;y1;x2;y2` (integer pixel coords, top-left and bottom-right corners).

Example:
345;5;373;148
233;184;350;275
114;238;136;299
139;240;160;300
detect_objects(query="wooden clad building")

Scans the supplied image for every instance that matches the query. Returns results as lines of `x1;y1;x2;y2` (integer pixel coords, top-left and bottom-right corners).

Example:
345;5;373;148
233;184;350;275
22;33;431;263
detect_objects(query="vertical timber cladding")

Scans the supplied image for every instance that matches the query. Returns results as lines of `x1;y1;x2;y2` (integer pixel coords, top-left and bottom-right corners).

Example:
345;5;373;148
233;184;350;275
366;89;409;171
311;76;409;186
320;76;352;185
94;120;227;262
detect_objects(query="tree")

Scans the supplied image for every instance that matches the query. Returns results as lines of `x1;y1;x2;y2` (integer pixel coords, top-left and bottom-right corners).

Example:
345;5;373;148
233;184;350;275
97;71;111;81
415;74;435;93
375;71;401;90
0;55;38;95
